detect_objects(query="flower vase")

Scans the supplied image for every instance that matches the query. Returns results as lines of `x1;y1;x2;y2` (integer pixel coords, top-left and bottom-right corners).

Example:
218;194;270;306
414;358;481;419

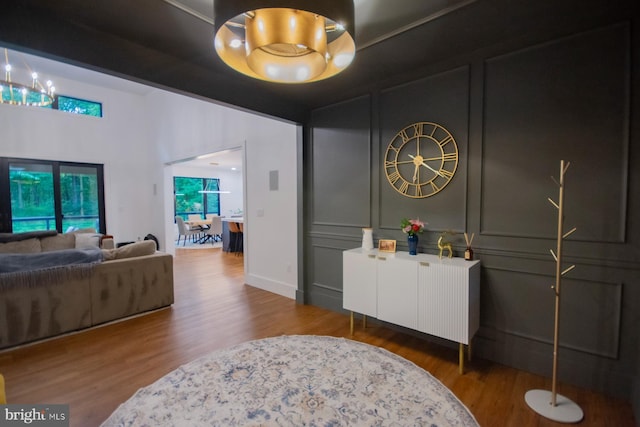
407;234;418;255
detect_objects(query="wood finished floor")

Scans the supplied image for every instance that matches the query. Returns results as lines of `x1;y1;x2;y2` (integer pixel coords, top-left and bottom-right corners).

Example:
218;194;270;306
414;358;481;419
0;248;635;426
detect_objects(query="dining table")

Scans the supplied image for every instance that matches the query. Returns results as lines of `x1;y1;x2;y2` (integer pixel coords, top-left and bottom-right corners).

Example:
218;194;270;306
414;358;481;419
185;218;212;228
184;219;213;244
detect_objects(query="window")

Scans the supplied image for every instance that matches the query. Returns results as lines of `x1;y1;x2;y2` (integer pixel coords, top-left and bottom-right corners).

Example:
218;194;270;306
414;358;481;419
55;95;103;117
174;177;220;220
0;158;106;233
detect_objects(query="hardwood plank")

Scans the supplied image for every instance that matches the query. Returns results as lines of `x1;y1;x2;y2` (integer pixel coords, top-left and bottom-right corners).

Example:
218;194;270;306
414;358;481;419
0;248;635;426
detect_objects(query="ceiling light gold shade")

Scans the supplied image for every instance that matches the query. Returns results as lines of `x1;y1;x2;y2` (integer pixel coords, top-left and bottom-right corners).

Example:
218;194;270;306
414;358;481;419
214;0;355;84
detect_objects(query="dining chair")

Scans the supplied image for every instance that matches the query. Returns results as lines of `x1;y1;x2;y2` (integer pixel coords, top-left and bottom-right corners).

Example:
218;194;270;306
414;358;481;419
203;215;223;244
175;216;199;246
187;214;207;240
227;221;243;255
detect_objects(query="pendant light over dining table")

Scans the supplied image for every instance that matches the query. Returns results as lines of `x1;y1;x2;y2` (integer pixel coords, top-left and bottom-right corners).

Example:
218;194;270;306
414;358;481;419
213;0;355;84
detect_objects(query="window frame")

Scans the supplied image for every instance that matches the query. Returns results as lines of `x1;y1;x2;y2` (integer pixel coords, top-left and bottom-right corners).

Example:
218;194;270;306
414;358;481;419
0;157;106;234
53;94;103;117
173;176;221;221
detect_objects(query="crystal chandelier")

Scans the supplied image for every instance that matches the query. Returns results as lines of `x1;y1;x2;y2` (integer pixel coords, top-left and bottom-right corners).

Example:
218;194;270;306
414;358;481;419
1;49;56;107
214;1;355;84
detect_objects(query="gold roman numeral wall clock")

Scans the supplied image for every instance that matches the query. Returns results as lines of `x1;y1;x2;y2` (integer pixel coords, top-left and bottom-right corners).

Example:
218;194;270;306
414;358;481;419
384;122;459;198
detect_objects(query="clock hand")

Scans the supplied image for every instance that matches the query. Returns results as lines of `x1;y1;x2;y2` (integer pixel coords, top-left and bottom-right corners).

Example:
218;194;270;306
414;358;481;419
408;154;445;178
422;162;445;178
412;163;419;182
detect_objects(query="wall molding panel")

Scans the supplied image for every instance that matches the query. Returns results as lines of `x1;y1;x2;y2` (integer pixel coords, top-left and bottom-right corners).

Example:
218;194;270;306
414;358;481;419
480;22;630;243
377;65;470;233
304;17;639;400
480;267;622;359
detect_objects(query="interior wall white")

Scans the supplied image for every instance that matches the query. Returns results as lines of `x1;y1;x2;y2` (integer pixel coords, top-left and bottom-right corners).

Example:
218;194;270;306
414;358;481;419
147;90;299;299
244;131;298;299
1;56;300;300
0;73;159;244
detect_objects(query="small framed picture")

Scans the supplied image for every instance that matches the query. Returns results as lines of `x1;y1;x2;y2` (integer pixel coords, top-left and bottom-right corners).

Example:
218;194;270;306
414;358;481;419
378;239;397;253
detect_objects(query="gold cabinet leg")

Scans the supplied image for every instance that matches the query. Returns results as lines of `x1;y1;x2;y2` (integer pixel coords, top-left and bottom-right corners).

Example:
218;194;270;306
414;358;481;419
350;312;354;335
459;343;464;374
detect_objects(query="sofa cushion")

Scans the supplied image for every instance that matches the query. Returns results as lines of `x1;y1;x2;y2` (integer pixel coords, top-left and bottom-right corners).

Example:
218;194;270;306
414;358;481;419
41;233;76;252
75;233;102;249
0;238;41;254
101;240;156;261
0;230;56;243
0;248;104;275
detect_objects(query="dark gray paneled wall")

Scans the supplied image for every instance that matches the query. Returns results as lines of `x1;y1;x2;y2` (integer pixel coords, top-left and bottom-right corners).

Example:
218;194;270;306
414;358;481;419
303;20;639;402
482;23;629;242
378;66;469;233
636;355;640;423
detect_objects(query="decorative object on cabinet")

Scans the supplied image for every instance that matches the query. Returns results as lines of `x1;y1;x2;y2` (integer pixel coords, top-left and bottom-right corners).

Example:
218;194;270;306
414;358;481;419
401;218;425;255
464;232;475;261
384;122;459;198
524;160;583;423
437;233;453;259
343;248;480;374
361;228;374;251
378;239;396;253
407;233;419;255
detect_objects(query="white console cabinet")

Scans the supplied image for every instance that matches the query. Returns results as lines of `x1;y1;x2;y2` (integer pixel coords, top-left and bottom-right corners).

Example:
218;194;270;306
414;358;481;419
343;248;481;373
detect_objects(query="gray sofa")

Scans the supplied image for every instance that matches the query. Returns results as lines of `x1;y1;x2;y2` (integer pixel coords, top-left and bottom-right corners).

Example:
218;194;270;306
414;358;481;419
0;232;174;350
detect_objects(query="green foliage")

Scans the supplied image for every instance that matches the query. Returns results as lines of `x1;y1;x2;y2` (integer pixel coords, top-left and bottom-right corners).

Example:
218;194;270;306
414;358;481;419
57;95;102;117
174;177;220;218
10;167;100;232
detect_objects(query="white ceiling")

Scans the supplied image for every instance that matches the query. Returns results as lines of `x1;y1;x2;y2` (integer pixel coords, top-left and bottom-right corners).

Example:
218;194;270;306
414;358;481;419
2;47;153;96
1;48;241;173
184;148;243;172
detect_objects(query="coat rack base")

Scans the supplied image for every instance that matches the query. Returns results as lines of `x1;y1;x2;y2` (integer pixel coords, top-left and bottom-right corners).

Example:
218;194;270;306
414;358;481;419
525;389;583;423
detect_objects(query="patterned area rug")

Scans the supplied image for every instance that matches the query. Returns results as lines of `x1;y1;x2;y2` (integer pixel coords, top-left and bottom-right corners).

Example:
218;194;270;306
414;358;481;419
102;335;478;426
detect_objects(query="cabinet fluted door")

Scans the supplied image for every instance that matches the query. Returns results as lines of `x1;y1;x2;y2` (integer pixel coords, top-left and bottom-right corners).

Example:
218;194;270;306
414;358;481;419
343;248;480;373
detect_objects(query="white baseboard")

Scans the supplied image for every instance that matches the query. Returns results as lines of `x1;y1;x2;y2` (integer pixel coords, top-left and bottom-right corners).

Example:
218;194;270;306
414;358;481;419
245;273;296;300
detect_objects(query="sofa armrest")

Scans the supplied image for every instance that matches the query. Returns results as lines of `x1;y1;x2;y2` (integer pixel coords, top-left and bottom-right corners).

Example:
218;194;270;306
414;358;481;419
90;252;174;325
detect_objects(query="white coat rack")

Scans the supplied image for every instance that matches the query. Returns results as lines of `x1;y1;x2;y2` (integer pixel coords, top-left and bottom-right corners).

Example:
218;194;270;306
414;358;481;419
525;160;583;423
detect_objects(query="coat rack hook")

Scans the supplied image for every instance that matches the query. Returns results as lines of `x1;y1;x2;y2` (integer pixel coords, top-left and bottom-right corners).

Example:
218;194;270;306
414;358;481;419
563;227;577;239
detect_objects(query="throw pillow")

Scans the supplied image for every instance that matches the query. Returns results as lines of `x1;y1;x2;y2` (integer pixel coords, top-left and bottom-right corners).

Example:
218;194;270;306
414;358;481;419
0;373;5;404
74;228;97;234
41;233;76;252
75;233;102;249
101;240;156;261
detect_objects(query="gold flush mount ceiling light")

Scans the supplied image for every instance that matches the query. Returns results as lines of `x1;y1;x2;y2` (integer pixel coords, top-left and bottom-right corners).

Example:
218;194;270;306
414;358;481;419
214;0;355;83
